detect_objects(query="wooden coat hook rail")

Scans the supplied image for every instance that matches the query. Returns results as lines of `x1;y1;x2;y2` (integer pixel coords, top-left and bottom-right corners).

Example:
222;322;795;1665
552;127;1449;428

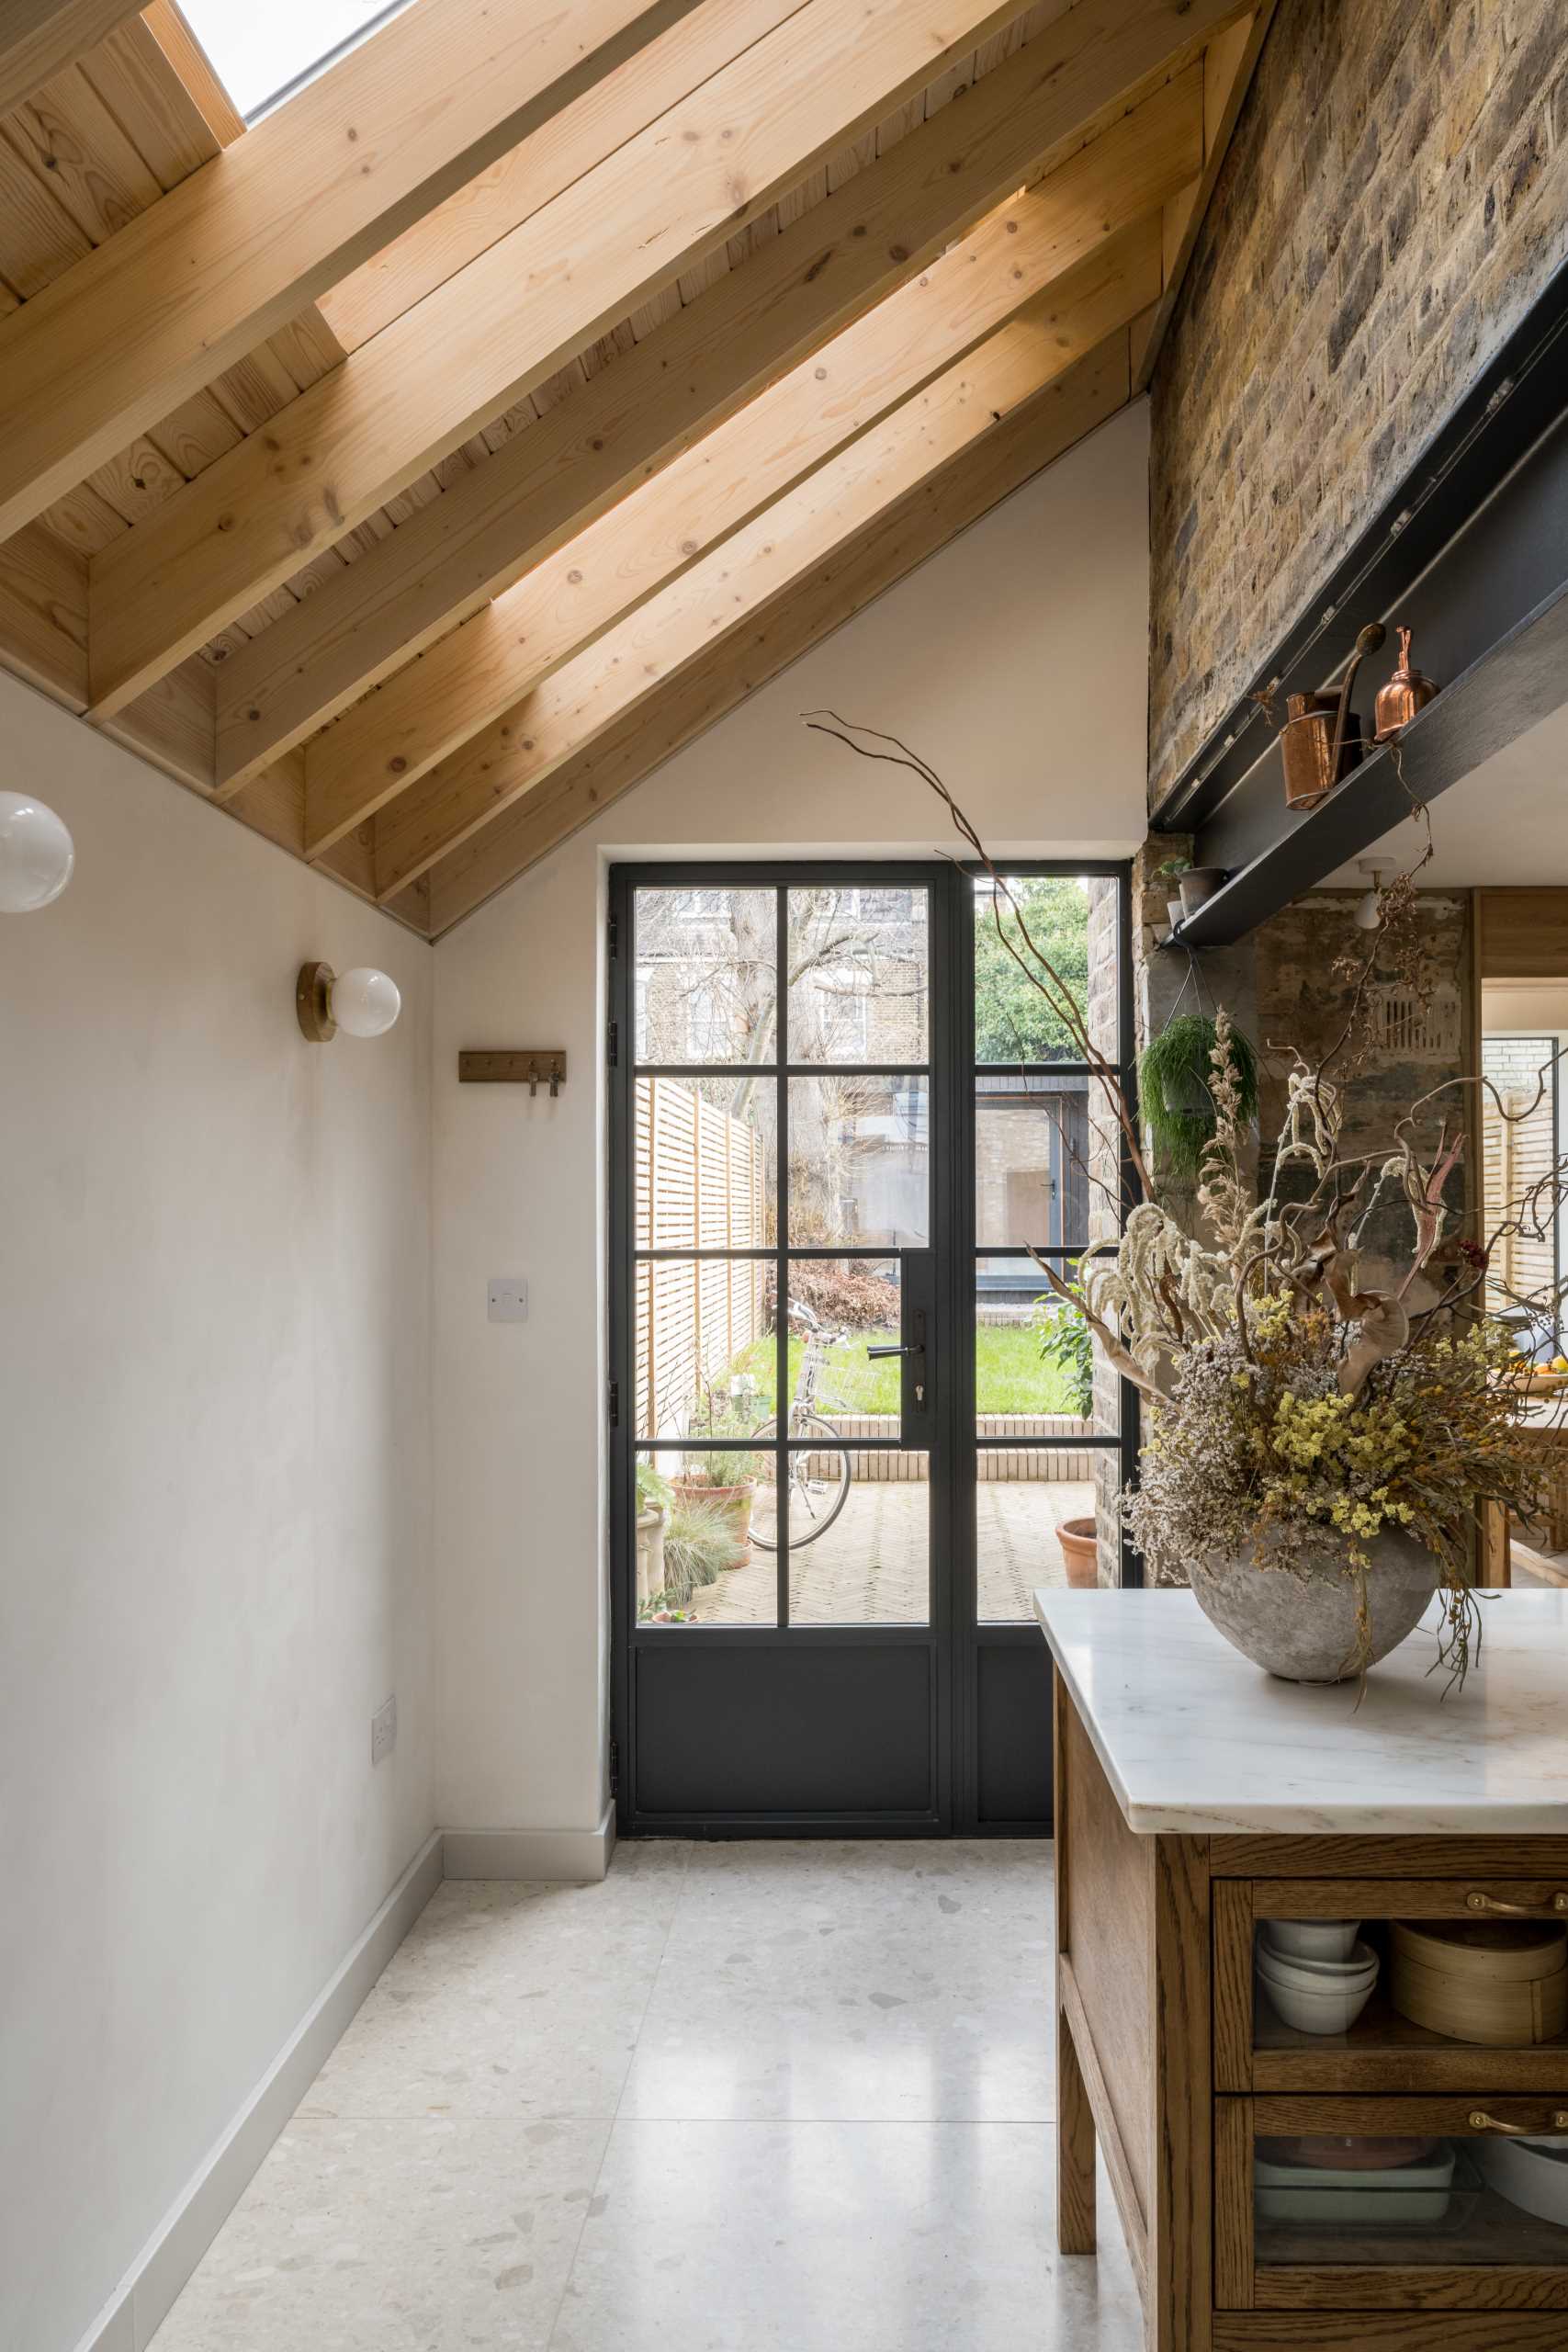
458;1049;568;1097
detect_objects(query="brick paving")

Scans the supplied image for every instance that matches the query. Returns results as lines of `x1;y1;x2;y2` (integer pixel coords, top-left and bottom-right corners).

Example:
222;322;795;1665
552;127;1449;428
680;1478;1095;1625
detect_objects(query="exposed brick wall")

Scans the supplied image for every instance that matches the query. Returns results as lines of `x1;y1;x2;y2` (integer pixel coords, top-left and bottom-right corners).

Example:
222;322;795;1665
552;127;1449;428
1147;0;1568;807
1116;876;1471;1584
1252;889;1471;1266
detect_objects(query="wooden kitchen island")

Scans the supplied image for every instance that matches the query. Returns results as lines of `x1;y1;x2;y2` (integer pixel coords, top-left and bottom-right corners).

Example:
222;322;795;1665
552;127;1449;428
1034;1588;1568;2352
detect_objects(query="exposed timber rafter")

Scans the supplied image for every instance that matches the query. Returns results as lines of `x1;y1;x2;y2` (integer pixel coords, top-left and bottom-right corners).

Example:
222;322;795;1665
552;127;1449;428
213;0;1235;800
1130;3;1276;388
367;244;1158;899
82;0;1242;719
0;0;709;543
402;333;1135;935
300;81;1199;855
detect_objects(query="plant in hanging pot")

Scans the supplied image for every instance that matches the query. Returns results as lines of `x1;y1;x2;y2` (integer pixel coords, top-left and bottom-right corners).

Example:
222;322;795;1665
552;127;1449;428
805;709;1561;1690
1139;1014;1259;1183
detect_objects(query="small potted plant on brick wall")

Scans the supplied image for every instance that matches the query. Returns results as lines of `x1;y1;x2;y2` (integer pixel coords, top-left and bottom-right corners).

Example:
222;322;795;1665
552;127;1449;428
1155;854;1190;933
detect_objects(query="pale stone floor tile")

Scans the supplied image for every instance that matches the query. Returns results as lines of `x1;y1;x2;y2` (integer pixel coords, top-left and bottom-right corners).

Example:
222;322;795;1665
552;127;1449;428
151;1841;1135;2350
551;2125;1143;2352
148;2117;610;2351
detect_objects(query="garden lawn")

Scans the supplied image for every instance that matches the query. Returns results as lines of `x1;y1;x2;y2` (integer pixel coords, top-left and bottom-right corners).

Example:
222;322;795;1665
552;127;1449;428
728;1323;1078;1420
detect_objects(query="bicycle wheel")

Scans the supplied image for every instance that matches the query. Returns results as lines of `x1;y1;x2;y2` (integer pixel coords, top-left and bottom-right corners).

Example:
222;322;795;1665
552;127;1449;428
747;1414;852;1549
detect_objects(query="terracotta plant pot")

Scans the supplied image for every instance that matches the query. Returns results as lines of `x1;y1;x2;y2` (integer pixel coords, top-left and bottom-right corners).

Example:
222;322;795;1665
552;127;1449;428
1056;1515;1100;1589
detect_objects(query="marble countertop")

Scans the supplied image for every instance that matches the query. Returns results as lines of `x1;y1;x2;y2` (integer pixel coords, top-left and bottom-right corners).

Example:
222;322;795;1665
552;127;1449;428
1033;1588;1568;1837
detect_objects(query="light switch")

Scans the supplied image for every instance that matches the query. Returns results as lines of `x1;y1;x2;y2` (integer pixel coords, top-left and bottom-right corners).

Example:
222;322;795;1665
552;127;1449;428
488;1276;529;1323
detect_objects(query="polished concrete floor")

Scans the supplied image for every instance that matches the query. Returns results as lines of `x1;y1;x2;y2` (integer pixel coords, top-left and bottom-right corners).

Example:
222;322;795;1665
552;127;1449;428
151;1840;1142;2349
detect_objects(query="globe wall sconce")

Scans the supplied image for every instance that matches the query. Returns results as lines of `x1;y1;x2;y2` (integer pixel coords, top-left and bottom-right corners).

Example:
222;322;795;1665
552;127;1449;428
296;961;401;1043
0;790;74;911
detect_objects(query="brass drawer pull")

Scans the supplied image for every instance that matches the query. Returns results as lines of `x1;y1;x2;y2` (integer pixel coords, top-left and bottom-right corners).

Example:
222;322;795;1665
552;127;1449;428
1469;2110;1568;2134
1464;1890;1568;1917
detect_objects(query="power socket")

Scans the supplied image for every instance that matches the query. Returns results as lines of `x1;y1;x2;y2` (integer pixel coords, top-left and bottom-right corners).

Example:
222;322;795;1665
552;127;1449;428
371;1693;397;1766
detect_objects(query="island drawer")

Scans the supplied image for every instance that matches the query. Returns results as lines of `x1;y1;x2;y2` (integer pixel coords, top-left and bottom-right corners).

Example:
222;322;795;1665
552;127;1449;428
1216;2094;1568;2314
1215;1879;1568;2094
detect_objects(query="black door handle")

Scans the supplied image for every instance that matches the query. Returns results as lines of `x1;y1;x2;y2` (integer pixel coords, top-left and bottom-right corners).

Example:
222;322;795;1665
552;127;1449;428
865;1341;921;1360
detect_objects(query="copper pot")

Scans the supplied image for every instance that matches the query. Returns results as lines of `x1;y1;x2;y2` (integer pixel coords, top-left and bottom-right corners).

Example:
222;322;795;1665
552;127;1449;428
1374;627;1439;741
1280;691;1348;811
1279;622;1385;812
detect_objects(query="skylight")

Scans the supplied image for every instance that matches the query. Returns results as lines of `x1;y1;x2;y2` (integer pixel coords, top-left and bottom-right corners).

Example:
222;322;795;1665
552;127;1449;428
180;0;412;121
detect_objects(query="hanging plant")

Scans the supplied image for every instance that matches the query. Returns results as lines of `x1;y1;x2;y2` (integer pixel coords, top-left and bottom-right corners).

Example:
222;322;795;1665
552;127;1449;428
1137;1014;1258;1180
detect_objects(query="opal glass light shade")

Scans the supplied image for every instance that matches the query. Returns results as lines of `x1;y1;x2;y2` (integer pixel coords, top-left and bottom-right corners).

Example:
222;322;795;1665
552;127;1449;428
331;966;400;1037
0;791;73;911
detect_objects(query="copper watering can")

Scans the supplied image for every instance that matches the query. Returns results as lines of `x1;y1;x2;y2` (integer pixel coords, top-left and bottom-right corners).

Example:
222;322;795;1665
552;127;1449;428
1279;622;1386;812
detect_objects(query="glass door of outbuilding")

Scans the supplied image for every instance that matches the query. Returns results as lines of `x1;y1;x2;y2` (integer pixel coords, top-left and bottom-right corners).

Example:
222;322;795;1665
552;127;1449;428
609;863;1134;1835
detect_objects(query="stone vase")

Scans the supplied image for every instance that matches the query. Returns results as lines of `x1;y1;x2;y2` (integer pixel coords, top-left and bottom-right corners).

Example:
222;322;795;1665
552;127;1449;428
1187;1530;1438;1683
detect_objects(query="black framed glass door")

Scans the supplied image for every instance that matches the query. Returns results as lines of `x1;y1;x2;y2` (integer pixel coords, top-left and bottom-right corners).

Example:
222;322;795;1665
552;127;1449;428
608;861;1134;1835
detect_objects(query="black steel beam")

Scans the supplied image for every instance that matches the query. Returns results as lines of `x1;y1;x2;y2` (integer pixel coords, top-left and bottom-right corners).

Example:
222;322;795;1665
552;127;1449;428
1172;564;1568;946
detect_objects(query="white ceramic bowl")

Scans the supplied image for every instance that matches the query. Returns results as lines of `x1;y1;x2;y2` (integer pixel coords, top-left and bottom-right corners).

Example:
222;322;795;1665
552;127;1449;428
1477;2136;1568;2226
1256;1963;1376;2035
1258;1936;1379;1983
1264;1918;1362;1962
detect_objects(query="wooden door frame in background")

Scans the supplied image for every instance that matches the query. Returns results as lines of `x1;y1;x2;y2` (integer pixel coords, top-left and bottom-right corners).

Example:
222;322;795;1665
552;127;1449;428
1472;888;1568;1585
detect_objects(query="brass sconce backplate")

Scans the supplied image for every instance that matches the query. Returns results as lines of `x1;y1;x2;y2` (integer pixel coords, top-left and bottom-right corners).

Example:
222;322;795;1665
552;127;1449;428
297;959;336;1042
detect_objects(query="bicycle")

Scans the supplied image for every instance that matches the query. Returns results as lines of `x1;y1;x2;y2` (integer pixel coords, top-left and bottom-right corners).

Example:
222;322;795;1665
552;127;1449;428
748;1299;853;1548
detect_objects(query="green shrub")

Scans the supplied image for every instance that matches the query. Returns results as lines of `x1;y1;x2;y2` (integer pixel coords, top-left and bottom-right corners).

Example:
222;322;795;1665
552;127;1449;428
1034;1292;1094;1419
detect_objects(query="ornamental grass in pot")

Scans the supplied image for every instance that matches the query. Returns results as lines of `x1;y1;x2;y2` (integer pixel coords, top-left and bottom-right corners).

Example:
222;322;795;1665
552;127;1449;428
806;711;1559;1689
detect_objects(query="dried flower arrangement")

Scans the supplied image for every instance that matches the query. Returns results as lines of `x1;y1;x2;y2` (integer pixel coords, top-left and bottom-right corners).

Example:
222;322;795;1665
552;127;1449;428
804;712;1562;1687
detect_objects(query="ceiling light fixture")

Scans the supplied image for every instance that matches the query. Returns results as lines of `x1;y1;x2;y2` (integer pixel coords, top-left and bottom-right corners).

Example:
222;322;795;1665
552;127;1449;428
296;961;401;1042
1356;859;1391;931
0;790;74;911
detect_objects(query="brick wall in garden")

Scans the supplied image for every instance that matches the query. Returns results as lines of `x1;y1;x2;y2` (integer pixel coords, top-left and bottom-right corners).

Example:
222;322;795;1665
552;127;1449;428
1147;0;1568;808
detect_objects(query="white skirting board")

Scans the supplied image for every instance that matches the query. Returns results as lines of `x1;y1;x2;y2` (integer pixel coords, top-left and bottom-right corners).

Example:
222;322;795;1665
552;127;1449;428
443;1803;616;1883
72;1829;445;2352
69;1809;616;2352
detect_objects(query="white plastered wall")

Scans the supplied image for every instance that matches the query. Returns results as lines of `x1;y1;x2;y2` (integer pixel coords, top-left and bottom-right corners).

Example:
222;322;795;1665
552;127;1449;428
0;674;435;2352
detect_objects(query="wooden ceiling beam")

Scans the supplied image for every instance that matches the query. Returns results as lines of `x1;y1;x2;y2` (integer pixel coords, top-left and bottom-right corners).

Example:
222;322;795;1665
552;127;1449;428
0;0;708;542
85;0;1207;718
407;334;1134;935
315;0;807;356
0;0;139;119
370;250;1157;899
303;82;1197;854
213;0;1247;796
1130;3;1276;388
